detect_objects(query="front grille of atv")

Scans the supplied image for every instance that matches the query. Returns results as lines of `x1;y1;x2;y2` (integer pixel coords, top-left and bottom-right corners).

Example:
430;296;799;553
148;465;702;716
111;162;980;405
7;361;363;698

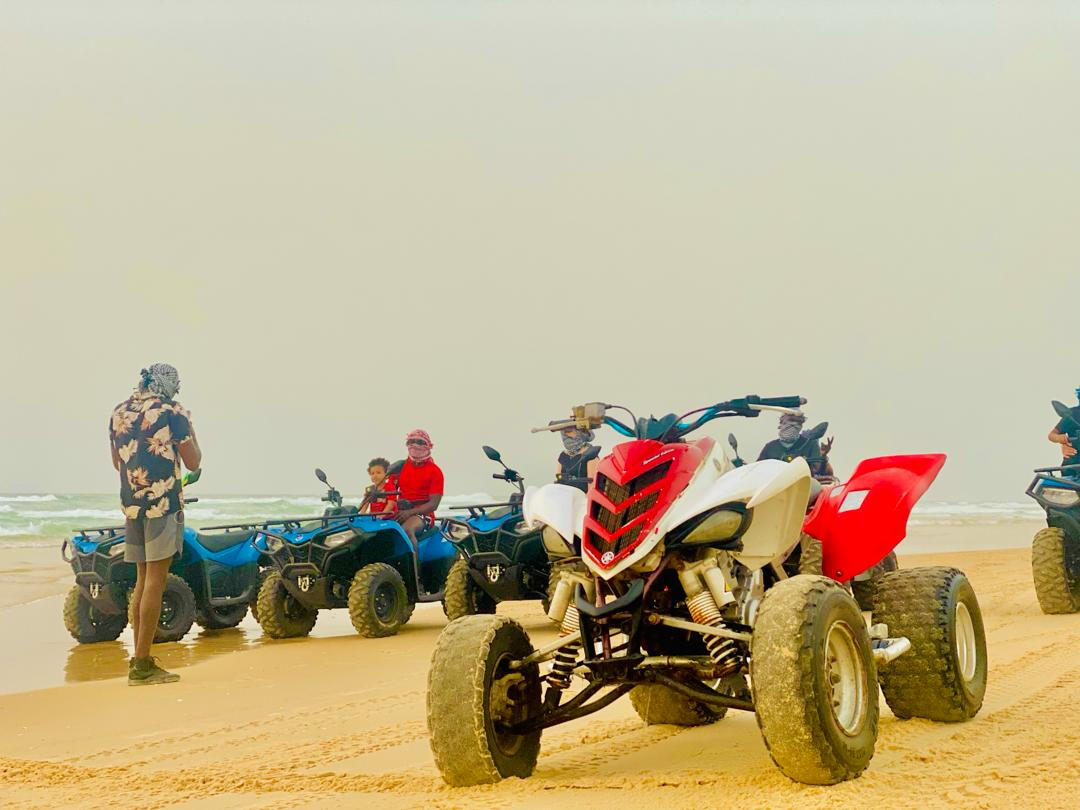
586;461;672;561
597;461;671;506
591;491;659;534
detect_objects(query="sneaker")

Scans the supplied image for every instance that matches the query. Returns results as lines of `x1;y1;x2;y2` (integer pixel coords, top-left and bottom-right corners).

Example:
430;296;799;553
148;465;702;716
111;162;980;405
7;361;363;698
128;656;180;686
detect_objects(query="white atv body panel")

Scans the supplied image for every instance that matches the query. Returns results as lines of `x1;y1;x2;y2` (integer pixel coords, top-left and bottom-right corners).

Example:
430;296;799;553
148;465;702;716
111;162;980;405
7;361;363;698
654;451;812;570
523;483;587;548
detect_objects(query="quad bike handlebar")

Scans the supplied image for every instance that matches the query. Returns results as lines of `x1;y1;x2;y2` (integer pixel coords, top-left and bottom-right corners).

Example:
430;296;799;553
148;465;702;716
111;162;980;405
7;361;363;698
533;395;807;442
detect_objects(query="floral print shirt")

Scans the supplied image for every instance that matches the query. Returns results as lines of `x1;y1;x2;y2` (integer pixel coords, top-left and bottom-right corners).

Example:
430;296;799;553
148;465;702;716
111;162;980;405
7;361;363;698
109;392;193;520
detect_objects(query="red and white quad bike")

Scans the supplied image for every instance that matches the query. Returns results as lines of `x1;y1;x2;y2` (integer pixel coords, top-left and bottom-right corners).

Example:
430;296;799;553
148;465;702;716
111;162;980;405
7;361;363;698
425;397;987;787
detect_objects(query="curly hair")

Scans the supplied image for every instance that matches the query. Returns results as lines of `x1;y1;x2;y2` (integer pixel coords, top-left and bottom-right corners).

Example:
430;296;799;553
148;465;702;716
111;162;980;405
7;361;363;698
367;457;390;472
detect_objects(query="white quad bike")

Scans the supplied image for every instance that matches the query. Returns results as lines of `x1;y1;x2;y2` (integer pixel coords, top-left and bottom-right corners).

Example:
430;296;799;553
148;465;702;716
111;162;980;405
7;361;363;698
426;396;988;787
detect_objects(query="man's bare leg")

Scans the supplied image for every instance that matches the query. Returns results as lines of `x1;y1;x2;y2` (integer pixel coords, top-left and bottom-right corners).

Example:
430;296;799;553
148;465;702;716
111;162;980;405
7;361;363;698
401;516;423;553
135;557;173;660
130;561;146;655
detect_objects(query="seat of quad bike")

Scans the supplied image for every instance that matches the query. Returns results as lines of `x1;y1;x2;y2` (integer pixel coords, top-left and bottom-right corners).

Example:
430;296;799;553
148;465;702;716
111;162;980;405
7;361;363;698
194;529;257;552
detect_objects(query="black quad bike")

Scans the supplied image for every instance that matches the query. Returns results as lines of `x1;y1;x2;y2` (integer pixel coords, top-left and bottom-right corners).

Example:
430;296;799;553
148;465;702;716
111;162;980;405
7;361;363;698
442;445;587;621
1028;400;1080;614
255;465;457;639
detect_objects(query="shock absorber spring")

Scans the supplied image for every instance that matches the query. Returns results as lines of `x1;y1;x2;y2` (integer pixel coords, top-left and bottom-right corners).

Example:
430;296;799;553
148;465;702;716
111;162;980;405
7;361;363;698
686;591;740;672
549;605;581;690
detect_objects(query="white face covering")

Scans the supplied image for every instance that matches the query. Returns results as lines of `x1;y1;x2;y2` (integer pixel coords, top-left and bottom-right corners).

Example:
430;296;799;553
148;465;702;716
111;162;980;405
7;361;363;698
778;424;802;446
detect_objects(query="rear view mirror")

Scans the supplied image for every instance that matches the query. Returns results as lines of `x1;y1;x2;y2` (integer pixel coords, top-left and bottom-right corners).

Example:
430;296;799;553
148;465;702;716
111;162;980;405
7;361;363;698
1053;400;1073;420
727;433;738;453
482;445;502;462
387;459;406;475
582;445;602;462
314;468;328;484
806;422;829;442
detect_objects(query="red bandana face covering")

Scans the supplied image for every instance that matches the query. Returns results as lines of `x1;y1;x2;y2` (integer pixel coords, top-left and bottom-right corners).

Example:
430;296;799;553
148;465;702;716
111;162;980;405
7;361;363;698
406;429;433;463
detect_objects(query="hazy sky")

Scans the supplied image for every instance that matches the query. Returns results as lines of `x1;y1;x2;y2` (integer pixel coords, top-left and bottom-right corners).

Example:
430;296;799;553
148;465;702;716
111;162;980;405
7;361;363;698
2;1;1079;501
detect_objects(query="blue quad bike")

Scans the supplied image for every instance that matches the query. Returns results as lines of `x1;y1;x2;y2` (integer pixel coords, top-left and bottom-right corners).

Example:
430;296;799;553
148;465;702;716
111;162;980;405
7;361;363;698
441;445;596;621
1028;400;1080;614
254;466;458;639
61;470;270;644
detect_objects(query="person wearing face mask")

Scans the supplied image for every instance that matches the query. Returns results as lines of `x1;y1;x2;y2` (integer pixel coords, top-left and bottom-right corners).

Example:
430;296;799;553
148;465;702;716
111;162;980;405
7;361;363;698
757;411;828;475
555;424;600;492
394;429;444;551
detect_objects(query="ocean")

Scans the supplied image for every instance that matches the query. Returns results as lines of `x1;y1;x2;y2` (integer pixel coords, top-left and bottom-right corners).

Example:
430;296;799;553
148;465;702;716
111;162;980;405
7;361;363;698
0;492;1046;548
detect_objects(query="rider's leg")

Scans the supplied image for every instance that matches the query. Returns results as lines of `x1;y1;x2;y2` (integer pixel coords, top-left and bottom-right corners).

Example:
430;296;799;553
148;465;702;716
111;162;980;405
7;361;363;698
130;561;146;654
401;515;423;553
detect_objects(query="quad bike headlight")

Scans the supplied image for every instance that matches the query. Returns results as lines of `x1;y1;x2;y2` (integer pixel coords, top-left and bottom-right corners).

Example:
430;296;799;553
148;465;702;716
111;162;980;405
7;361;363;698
323;529;354;548
682;509;745;546
542;525;574;558
447;523;472;542
1041;487;1080;507
264;534;284;552
108;542;126;557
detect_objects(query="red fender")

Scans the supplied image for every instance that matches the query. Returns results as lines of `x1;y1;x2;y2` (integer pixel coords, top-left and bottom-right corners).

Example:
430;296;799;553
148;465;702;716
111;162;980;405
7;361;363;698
803;454;946;582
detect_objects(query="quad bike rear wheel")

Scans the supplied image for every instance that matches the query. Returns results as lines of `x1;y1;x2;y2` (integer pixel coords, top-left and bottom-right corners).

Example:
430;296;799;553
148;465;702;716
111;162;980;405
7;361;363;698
630;682;725;726
1031;527;1080;614
427;614;542;786
751;575;878;785
872;567;986;722
256;570;318;639
443;558;497;622
348;562;408;638
195;602;248;631
851;552;899;611
127;573;196;643
63;585;127;643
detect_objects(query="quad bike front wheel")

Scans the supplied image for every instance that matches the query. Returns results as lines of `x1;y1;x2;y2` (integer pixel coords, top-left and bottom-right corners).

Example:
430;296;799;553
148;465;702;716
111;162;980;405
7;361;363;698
427;614;542;786
751;575;878;785
443;558;497;622
1031;527;1080;614
256;570;318;639
851;552;899;611
63;585;127;643
348;562;408;638
127;573;196;643
872;567;987;722
195;602;248;631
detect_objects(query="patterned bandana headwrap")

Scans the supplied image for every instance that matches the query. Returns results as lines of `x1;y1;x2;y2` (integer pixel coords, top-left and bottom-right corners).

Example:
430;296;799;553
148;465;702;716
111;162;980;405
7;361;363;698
139;363;180;400
560;426;594;456
778;412;806;448
406;429;433;463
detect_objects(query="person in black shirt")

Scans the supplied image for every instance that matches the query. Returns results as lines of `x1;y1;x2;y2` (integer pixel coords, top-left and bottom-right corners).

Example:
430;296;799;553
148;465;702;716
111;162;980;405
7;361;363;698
1048;388;1080;466
758;411;832;479
555;424;599;492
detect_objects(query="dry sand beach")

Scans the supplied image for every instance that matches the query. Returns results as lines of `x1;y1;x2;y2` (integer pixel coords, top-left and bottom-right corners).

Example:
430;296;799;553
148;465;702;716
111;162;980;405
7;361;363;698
1;520;1077;809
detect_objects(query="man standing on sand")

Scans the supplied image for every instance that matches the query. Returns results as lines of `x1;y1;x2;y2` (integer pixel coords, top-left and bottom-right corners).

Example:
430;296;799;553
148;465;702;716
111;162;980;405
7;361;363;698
109;363;202;686
394;430;443;560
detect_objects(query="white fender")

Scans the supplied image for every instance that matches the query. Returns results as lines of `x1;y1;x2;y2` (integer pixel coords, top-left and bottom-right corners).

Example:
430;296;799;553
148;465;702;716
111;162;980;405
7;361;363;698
653;451;811;571
523;483;587;546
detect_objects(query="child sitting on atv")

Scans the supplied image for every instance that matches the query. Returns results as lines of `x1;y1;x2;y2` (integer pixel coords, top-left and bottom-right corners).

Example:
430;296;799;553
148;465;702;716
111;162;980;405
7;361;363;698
361;457;397;515
1048;387;1080;468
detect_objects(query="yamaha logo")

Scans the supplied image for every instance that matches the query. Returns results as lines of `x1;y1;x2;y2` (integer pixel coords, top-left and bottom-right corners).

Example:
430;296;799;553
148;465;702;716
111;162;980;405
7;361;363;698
601;551;615;565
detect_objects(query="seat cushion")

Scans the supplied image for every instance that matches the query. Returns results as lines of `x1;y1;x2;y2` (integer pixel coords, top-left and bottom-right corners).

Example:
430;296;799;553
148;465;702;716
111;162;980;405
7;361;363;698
195;529;256;553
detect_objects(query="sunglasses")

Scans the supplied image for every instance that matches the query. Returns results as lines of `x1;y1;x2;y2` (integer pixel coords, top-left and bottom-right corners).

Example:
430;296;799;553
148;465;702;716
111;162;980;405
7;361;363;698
406;438;429;446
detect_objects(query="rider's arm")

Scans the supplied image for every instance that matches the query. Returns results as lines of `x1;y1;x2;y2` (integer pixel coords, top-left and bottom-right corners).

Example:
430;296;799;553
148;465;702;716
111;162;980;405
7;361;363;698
178;430;202;471
398;494;441;519
586;457;599;481
1050;425;1077;458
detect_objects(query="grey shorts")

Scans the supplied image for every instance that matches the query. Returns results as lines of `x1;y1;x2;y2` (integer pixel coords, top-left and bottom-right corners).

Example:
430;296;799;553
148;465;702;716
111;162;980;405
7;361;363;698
124;512;184;563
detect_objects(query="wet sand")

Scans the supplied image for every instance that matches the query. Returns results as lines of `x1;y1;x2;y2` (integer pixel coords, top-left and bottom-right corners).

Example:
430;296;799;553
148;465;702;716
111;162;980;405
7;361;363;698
3;521;1077;809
